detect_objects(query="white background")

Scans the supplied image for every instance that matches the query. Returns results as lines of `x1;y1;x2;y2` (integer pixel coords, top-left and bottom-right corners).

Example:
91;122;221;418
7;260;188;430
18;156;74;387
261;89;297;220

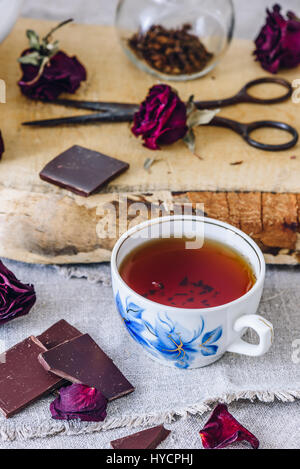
21;0;300;39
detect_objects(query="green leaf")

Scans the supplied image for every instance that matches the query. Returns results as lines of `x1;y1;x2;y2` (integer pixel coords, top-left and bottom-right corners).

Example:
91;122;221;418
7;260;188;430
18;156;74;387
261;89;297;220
26;29;40;50
144;157;156;171
183;128;196;153
46;40;59;51
46;40;60;58
186;95;195;115
187;108;219;129
18;51;41;66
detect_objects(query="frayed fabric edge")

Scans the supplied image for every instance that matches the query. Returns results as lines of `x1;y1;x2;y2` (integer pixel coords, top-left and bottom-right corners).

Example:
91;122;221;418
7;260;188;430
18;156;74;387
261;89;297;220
1;389;300;442
54;265;112;286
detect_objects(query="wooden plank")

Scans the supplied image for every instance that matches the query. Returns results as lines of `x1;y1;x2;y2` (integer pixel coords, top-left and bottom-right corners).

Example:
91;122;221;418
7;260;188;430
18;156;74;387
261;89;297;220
0;20;300;265
0;18;300;198
188;191;299;254
1;188;300;265
260;193;298;249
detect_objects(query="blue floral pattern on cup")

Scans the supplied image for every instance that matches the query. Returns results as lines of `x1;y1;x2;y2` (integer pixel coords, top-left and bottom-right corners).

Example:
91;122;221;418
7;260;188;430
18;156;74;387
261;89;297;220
116;292;222;369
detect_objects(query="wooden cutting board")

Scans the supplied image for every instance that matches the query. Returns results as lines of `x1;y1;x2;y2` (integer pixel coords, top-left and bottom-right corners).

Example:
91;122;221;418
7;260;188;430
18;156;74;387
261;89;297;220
0;19;300;265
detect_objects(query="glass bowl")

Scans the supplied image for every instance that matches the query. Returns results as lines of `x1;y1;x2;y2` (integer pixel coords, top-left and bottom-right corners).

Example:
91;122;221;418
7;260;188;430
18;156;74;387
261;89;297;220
115;0;235;81
0;0;22;43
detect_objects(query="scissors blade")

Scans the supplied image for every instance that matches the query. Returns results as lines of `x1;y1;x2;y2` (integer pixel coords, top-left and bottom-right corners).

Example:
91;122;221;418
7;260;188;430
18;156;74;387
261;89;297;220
22;110;137;127
51;99;139;113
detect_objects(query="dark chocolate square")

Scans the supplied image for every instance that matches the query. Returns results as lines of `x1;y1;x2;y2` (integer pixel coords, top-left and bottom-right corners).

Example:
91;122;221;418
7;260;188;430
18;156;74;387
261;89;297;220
39;145;129;197
111;426;171;449
38;333;135;401
36;319;82;350
0;337;62;418
0;321;84;418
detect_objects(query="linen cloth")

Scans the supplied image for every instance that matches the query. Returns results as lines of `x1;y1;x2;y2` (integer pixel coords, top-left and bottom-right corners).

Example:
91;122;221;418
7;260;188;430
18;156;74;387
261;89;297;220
0;259;299;444
2;401;300;449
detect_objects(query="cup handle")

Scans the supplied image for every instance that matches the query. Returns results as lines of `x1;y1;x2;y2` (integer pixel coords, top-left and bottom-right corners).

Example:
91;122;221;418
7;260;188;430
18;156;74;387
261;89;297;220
226;315;274;357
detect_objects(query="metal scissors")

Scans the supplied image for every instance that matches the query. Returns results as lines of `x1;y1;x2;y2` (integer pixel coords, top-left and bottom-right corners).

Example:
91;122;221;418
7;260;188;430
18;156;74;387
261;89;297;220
23;77;298;151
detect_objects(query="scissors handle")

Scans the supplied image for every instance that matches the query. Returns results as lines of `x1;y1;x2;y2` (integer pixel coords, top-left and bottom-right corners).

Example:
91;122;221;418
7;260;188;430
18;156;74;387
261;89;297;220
195;77;293;109
209;116;299;151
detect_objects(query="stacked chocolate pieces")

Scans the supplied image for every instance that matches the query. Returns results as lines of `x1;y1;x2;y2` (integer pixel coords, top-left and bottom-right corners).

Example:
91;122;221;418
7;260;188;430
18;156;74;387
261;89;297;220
37;333;134;401
0;320;134;418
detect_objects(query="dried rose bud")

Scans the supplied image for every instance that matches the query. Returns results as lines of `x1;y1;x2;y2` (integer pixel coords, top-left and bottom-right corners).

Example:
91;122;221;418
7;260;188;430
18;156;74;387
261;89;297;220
199;404;259;449
50;384;108;422
18;19;86;101
0;131;4;160
132;84;188;150
254;4;300;73
0;260;36;325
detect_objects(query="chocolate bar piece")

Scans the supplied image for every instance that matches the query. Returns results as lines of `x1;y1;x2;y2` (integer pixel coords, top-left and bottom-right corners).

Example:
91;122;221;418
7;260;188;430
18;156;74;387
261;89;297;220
39;145;129;197
36;319;82;350
0;337;62;418
111;425;171;449
38;334;134;401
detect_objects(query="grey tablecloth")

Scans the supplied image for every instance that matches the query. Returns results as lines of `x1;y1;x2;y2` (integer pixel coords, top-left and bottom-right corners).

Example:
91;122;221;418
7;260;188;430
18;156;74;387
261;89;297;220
0;0;299;449
0;259;299;449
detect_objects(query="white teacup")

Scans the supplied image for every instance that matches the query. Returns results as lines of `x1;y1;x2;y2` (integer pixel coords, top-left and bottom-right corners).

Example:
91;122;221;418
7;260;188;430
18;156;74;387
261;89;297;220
111;216;273;369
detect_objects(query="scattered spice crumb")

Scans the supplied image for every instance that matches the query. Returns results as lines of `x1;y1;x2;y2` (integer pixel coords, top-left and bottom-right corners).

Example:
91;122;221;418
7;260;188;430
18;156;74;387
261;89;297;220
230;161;243;166
152;281;164;290
290;155;297;159
179;276;188;286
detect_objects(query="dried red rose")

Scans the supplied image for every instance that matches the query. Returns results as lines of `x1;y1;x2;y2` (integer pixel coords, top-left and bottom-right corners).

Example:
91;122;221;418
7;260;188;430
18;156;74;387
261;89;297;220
19;51;86;101
132;84;188;150
199;404;259;449
0;260;36;325
50;384;108;422
254;4;300;74
18;20;86;101
0;131;4;160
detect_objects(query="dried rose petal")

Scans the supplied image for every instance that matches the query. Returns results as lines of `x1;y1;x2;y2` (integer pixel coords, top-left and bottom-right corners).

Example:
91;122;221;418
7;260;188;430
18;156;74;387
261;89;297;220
0;131;4;160
0;260;36;325
50;384;107;422
254;4;300;73
132;84;188;150
199;404;259;449
18;50;87;101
